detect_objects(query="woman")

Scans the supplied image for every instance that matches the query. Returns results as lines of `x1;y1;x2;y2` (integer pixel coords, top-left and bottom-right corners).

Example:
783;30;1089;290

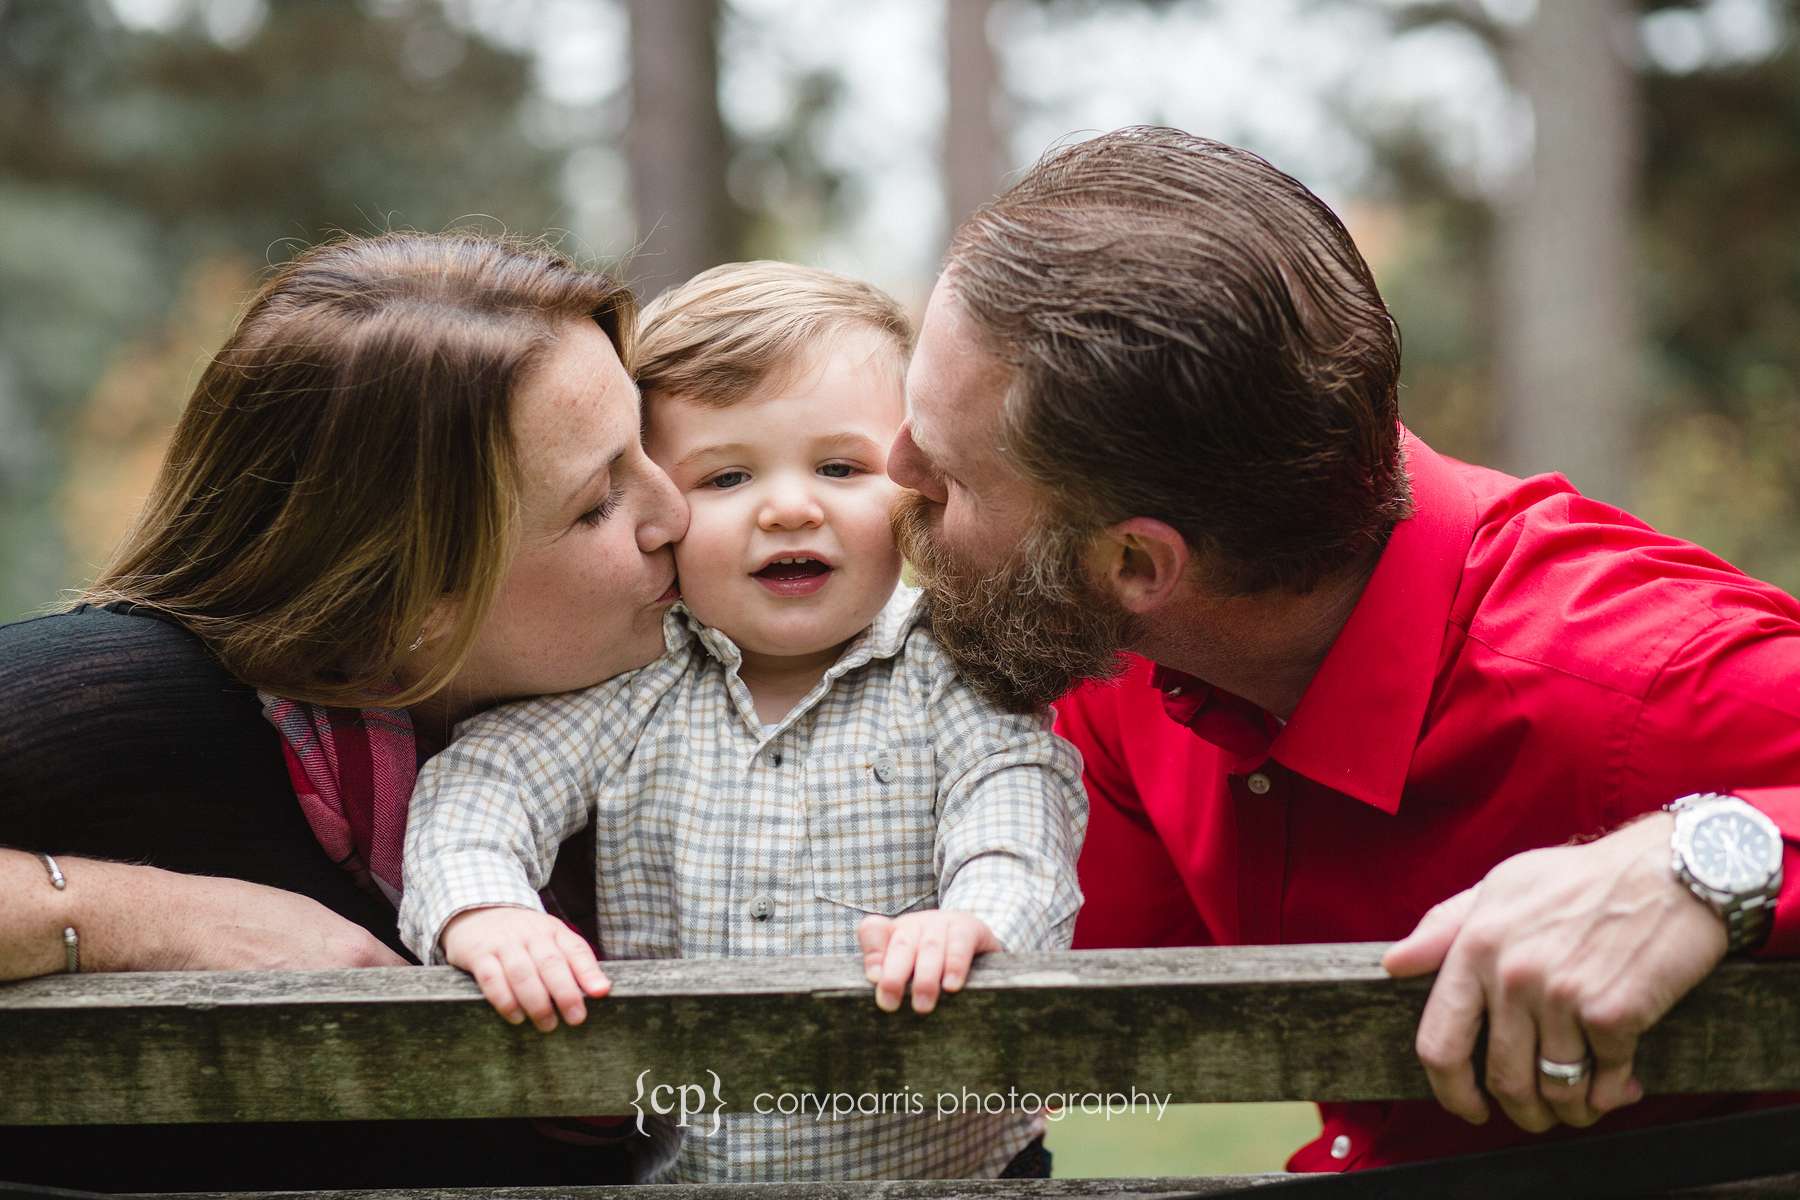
0;231;686;1190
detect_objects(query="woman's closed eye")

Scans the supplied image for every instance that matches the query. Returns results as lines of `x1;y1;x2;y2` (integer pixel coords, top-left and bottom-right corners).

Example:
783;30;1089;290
576;483;624;527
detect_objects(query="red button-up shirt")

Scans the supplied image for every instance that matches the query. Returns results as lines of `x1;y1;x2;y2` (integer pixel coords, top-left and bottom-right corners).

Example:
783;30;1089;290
1056;431;1800;1171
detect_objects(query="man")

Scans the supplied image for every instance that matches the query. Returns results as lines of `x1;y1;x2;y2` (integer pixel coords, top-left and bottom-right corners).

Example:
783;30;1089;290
886;126;1800;1171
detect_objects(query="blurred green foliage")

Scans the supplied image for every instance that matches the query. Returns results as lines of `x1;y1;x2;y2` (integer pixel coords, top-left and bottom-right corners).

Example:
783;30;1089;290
6;1;1800;621
1053;1103;1322;1177
0;0;567;617
1374;2;1800;589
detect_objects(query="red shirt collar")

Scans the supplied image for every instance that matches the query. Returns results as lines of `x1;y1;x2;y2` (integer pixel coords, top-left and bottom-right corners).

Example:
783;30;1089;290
1153;431;1478;813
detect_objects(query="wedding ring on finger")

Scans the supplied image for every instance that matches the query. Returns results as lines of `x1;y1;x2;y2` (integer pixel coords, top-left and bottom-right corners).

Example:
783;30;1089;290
1536;1055;1594;1087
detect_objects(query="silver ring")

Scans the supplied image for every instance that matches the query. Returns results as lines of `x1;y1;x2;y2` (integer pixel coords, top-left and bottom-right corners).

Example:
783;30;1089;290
1536;1055;1593;1086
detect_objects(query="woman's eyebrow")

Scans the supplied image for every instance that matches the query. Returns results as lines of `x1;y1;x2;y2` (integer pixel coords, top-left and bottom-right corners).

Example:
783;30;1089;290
566;446;627;508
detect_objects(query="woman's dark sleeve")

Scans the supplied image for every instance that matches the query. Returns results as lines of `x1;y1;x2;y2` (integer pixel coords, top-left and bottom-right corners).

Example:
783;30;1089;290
0;605;400;949
0;607;638;1190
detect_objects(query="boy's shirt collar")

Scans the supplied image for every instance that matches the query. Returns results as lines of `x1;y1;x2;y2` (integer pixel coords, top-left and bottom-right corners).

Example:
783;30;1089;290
661;583;925;737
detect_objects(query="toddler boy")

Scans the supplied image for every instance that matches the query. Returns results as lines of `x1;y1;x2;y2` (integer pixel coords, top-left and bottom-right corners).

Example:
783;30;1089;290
399;262;1086;1182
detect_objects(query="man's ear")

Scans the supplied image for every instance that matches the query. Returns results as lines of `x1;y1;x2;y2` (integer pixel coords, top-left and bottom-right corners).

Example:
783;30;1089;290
1096;517;1191;615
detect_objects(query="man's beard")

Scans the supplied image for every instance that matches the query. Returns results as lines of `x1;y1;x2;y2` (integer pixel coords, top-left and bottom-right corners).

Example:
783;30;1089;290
892;490;1141;713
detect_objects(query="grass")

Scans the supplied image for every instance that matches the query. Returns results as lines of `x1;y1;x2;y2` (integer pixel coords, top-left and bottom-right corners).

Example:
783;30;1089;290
1047;1102;1323;1178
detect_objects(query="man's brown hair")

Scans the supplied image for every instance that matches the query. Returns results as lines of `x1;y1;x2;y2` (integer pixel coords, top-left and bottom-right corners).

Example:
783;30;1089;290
947;126;1411;595
83;230;635;707
634;260;911;406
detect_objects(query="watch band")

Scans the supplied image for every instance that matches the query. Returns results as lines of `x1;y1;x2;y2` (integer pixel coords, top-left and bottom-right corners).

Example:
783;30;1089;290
1667;792;1783;955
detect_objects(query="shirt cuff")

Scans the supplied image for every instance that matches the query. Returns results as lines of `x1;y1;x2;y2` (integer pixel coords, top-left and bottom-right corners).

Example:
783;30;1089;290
940;852;1078;954
397;852;546;966
1734;787;1800;958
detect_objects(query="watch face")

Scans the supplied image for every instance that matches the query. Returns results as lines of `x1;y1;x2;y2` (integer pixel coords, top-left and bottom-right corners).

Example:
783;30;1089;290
1689;810;1778;892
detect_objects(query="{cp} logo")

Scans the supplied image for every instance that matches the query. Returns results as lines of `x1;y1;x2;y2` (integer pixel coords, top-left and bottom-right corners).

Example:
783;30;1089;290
631;1069;727;1136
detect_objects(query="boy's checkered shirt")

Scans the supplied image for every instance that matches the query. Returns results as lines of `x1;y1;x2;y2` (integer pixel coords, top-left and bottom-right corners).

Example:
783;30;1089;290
399;584;1088;1182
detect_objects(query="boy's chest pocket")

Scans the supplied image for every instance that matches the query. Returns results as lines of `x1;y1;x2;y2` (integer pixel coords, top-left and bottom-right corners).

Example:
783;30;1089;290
803;746;937;916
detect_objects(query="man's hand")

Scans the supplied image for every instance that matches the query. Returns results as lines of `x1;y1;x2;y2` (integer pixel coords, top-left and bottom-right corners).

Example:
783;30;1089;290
441;905;609;1031
858;910;1000;1014
1383;812;1727;1132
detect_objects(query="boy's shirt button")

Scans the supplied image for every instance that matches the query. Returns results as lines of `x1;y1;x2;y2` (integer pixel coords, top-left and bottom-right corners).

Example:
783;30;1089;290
873;752;896;783
748;895;775;921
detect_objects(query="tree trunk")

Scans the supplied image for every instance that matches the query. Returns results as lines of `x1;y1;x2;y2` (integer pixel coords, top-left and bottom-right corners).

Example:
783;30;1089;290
942;0;1005;253
626;0;733;295
1496;0;1640;506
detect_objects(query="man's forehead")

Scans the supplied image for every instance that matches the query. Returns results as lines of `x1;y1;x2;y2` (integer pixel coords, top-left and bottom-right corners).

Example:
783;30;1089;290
907;280;1010;462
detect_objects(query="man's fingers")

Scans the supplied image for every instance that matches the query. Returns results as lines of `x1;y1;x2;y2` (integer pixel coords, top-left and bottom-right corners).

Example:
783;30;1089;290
1483;980;1557;1133
876;926;918;1013
1584;1005;1645;1115
942;920;979;992
911;925;947;1014
1536;984;1601;1128
1413;948;1491;1125
1384;888;1479;978
859;916;895;983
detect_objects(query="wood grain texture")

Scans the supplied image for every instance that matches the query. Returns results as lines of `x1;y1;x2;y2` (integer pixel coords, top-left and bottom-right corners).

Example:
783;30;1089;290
112;1173;1800;1200
130;1180;1287;1200
4;944;1797;1126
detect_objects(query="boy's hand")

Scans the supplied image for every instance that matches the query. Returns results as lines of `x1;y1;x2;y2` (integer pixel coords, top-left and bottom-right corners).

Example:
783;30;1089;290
441;905;609;1032
858;910;1000;1014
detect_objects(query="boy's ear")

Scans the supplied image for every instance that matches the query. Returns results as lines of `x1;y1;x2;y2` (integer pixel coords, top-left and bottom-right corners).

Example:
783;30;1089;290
1095;517;1191;615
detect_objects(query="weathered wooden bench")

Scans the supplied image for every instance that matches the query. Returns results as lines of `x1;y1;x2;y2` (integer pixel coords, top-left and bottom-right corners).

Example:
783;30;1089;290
4;944;1799;1197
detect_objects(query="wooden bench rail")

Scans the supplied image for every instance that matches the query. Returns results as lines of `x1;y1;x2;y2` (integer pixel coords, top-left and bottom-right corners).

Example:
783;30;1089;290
111;1175;1800;1200
129;1180;1287;1200
3;944;1797;1126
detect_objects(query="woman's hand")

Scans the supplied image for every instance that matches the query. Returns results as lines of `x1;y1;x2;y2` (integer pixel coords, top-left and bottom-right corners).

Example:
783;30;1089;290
441;905;610;1031
154;870;408;971
1;852;405;980
858;910;1000;1014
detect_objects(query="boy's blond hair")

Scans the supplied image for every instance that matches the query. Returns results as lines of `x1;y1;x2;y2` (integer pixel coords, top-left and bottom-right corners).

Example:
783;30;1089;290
635;261;912;407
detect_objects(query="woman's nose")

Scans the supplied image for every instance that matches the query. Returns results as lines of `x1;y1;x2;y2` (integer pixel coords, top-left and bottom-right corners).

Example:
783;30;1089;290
637;460;690;552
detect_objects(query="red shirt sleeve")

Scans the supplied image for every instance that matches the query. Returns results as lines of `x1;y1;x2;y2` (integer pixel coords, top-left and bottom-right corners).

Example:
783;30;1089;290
1732;787;1800;957
1622;610;1800;958
1055;673;1212;950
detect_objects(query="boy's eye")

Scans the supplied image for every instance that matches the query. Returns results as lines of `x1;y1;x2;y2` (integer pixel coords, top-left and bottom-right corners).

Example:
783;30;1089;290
707;470;749;490
818;462;857;479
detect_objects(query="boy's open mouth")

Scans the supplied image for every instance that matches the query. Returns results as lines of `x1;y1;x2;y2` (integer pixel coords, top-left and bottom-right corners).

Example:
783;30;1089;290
752;555;834;596
753;556;831;582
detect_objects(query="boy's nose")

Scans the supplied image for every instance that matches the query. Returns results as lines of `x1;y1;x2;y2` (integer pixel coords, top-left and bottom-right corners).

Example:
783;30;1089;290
758;483;825;531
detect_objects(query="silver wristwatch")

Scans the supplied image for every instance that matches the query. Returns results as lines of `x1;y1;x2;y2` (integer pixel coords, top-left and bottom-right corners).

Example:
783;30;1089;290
1667;792;1783;955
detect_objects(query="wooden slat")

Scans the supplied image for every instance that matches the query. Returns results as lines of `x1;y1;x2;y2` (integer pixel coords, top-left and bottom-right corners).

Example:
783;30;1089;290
109;1172;1800;1200
3;944;1798;1125
128;1180;1286;1200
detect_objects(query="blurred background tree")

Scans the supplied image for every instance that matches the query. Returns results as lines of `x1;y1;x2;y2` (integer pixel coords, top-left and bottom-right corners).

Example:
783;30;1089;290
2;0;1796;1174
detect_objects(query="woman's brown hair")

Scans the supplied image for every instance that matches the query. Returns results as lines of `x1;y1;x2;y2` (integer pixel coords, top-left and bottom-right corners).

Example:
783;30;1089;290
83;230;636;707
